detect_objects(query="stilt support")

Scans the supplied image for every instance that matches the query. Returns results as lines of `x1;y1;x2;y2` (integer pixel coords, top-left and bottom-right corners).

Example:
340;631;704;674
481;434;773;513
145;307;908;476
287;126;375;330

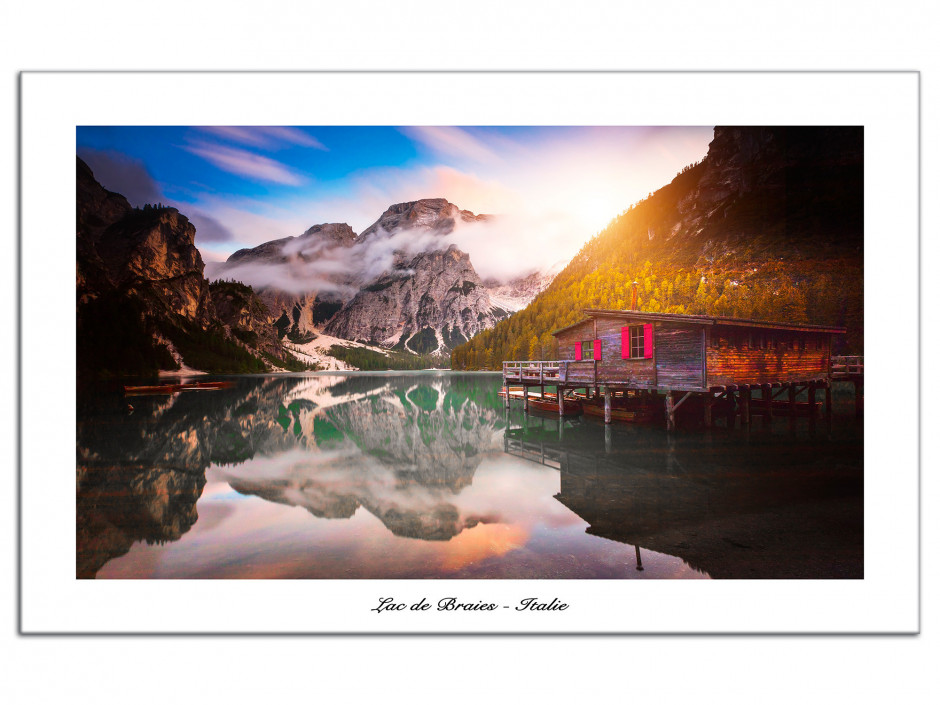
788;384;797;433
665;392;676;431
808;382;817;434
604;386;612;424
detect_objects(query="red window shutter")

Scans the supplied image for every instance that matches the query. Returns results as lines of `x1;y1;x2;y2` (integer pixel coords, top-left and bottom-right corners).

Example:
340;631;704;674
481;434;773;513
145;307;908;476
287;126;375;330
594;339;602;361
643;324;653;358
575;341;582;361
621;326;629;359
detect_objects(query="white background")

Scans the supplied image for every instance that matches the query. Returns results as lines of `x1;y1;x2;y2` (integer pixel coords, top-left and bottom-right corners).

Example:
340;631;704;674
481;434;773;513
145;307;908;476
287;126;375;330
20;71;917;635
4;1;939;703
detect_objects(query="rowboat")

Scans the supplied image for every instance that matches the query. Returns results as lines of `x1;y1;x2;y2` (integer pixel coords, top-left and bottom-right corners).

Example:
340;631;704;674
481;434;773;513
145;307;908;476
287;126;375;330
580;400;657;423
499;387;583;416
122;384;180;395
123;381;234;396
181;381;234;391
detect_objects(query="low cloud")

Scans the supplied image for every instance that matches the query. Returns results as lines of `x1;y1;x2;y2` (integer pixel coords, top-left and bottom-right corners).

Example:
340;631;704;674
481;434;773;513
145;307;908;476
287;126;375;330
208;223;450;297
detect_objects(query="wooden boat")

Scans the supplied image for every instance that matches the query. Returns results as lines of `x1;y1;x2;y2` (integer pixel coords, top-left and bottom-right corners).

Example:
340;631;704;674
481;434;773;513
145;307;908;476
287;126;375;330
123;380;234;396
123;384;180;395
749;399;823;416
499;388;583;416
581;400;657;423
180;381;234;391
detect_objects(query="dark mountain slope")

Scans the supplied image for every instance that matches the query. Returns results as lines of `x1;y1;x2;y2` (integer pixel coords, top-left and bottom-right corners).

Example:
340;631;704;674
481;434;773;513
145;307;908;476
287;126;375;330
76;158;307;378
452;126;863;369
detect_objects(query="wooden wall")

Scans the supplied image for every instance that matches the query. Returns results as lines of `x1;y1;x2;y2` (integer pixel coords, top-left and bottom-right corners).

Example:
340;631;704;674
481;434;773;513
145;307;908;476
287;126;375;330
556;320;595;361
556;316;657;387
554;317;830;389
595;315;656;386
706;326;830;385
655;324;705;389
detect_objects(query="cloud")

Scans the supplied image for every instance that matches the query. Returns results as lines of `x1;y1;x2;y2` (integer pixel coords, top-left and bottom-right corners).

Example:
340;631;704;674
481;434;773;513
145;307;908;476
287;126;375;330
209;258;359;297
206;222;448;297
183;141;306;185
400;126;504;164
194;127;715;290
196;126;327;151
188;210;235;243
77;148;163;206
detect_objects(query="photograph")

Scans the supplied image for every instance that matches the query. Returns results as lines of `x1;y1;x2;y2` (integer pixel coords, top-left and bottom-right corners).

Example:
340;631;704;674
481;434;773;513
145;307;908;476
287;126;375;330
75;124;864;582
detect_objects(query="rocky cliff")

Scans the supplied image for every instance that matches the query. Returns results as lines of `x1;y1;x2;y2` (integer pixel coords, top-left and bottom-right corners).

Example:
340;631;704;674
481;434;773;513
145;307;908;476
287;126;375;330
211;197;538;355
76;157;298;377
325;244;508;353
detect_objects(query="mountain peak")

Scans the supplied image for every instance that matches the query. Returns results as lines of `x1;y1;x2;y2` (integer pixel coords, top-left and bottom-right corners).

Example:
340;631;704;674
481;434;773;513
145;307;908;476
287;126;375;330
359;198;489;241
226;222;357;265
300;222;357;245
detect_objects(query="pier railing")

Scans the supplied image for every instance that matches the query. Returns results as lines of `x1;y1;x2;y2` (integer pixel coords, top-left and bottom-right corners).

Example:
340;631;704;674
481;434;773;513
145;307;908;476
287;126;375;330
831;355;863;377
503;360;563;384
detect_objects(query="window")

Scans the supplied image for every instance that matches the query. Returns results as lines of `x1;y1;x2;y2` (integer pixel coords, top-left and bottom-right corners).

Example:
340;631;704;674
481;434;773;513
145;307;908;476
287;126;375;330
580;340;594;360
629;326;645;358
621;324;652;359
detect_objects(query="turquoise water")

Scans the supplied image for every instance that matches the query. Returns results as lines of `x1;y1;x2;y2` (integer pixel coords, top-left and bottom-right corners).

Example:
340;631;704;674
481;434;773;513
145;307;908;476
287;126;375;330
76;372;863;579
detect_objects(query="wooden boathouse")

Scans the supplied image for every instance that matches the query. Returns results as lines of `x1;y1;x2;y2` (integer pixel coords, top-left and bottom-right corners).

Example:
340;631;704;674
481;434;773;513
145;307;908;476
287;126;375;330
502;309;853;430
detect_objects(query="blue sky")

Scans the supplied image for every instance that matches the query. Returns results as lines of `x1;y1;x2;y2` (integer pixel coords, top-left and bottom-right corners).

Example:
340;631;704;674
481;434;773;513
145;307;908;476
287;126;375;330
77;125;714;279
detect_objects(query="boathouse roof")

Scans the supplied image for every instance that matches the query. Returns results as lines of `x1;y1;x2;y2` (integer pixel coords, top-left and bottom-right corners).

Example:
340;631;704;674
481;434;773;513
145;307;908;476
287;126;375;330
551;309;847;336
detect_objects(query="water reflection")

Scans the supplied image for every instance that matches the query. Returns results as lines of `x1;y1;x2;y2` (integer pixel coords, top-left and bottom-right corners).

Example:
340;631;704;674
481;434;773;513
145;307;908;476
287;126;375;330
505;408;863;579
77;373;862;579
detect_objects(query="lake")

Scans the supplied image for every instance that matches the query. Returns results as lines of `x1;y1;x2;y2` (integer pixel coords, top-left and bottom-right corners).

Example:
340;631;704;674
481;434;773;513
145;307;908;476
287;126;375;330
76;372;863;579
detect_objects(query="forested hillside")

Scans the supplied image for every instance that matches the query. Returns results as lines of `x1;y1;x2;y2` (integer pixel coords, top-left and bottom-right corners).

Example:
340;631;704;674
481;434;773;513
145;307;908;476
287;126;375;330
452;126;863;369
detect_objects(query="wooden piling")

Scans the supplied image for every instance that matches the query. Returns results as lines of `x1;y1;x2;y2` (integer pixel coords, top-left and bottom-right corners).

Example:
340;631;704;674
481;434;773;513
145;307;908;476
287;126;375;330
665;392;676;431
704;394;713;428
762;384;773;422
788;384;797;432
523;385;529;413
604;386;612;424
740;386;751;428
558;387;565;416
808;382;817;434
825;382;833;426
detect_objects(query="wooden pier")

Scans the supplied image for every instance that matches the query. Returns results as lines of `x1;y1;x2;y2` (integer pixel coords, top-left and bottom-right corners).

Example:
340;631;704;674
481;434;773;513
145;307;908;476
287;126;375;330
502;310;860;431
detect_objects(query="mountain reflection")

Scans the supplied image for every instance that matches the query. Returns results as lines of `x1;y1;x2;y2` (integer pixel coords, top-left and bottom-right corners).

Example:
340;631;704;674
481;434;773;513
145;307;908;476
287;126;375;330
77;373;506;577
504;411;863;579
